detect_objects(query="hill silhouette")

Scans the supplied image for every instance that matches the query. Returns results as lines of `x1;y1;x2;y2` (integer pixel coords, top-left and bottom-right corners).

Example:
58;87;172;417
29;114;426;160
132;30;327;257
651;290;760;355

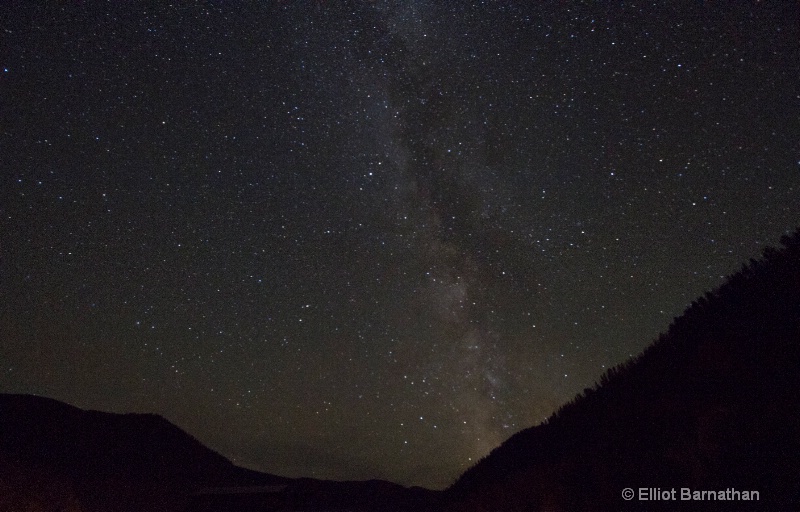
0;393;288;511
0;394;440;512
444;229;800;511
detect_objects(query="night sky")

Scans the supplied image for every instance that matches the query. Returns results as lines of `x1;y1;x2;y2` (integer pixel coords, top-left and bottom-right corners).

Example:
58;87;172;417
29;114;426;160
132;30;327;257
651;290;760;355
2;2;798;490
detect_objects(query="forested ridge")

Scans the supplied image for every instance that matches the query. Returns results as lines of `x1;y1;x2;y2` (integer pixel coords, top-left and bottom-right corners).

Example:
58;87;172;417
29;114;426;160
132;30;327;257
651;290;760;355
446;229;800;511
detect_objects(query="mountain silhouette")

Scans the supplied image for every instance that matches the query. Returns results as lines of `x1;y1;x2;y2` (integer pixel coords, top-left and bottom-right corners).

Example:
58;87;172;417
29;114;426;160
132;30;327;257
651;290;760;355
444;229;800;511
0;394;440;512
0;393;289;511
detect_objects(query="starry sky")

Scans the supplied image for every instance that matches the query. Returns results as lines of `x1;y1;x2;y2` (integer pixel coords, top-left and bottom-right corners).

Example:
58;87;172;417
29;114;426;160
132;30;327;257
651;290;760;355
1;2;798;490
